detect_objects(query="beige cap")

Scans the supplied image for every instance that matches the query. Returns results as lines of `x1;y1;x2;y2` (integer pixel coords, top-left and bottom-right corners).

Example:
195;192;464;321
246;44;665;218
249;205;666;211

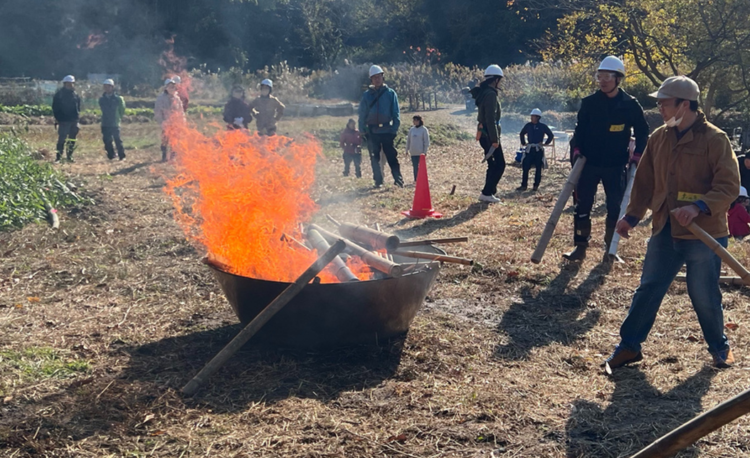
649;76;700;101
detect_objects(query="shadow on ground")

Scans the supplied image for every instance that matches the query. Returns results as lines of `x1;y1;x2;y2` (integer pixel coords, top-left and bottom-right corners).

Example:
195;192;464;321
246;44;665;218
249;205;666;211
110;161;155;176
566;367;716;457
495;262;609;360
393;202;489;238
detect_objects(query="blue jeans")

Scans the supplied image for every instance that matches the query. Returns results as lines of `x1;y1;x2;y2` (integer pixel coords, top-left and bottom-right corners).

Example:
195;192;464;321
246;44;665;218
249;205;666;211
619;221;729;354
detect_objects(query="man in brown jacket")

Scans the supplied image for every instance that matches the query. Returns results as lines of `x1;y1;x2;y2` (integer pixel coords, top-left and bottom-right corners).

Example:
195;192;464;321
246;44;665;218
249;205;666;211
606;76;739;372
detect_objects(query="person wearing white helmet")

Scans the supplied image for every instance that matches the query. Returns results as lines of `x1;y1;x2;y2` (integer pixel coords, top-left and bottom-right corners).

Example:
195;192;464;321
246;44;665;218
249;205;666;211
358;65;404;188
171;75;189;112
52;75;82;162
469;64;505;202
563;55;649;261
729;186;750;239
223;86;252;130
155;78;186;161
249;78;285;136
517;108;554;191
99;79;127;160
607;75;739;372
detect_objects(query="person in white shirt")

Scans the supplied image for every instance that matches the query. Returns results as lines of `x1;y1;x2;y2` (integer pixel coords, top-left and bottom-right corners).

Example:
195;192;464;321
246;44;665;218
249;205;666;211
406;115;430;181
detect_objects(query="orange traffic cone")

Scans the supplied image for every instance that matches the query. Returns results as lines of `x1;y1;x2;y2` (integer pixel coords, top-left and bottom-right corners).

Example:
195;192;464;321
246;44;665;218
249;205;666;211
402;155;442;219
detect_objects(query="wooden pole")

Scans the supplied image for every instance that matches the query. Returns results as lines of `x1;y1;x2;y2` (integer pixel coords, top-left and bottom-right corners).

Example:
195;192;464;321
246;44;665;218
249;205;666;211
631;388;750;458
309;224;403;277
398;237;469;248
675;274;746;286
338;222;400;251
608;164;636;257
531;157;587;264
676;213;750;285
392;250;473;266
182;240;346;396
306;229;359;282
325;214;341;227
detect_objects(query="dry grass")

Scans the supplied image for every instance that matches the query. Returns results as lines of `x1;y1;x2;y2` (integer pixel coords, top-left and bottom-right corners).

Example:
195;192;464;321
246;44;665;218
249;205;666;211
1;109;750;457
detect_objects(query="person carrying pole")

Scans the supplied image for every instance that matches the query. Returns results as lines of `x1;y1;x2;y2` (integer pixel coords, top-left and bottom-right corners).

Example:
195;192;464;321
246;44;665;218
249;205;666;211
564;56;650;261
471;65;506;203
99;79;126;161
52;75;81;163
517;108;554;191
605;76;740;372
358;65;404;188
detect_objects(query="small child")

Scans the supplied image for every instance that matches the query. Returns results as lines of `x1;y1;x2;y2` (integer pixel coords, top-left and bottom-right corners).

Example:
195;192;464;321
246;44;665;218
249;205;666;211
406;115;430;181
728;186;750;239
339;119;362;178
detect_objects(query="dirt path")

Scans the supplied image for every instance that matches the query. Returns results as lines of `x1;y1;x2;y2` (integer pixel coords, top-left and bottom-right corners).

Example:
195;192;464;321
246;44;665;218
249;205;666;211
1;116;750;457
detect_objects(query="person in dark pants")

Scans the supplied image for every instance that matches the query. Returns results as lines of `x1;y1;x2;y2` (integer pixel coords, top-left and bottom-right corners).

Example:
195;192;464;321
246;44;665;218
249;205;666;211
406;115;430;181
340;118;362;178
99;79;126;161
358;65;404;188
517;108;554;191
223;86;252;130
470;65;505;203
564;56;650;261
738;153;750;191
52;75;82;163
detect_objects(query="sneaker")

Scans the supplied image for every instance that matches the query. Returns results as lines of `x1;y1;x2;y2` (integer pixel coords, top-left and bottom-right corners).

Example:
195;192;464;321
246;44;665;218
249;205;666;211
712;348;735;368
516;185;527;191
395;180;404;188
119;155;127;161
563;246;587;262
478;194;501;203
374;183;383;189
603;346;643;374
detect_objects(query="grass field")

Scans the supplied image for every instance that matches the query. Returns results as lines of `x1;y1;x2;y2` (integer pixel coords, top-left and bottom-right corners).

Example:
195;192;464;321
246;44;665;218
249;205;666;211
1;108;750;457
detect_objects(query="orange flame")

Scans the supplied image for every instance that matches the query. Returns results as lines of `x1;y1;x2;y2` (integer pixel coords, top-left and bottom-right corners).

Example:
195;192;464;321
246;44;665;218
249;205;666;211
162;120;372;283
159;35;193;95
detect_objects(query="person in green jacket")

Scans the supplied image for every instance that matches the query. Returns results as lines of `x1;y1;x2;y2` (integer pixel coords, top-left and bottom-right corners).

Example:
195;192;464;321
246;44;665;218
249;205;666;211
470;65;505;203
99;79;126;161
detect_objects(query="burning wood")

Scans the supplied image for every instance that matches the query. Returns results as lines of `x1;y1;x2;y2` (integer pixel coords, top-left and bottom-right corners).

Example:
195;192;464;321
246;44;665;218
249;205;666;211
306;229;359;282
309;224;404;278
337;223;400;251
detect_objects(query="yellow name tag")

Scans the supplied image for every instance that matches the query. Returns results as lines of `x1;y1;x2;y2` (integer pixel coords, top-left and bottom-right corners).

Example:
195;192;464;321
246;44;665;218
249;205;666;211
609;124;625;132
677;192;703;202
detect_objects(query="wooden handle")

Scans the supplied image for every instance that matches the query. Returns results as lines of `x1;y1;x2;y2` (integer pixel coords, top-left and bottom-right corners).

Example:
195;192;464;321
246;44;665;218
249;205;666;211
631;388;750;458
392;250;473;266
182;240;346;396
531;157;587;264
678;216;750;285
398;237;469;248
608;164;636;256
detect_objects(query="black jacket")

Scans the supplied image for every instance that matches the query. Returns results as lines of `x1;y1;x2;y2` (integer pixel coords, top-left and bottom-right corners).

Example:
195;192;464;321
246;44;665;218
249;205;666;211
520;122;554;146
471;84;502;144
52;87;81;123
573;89;649;167
223;98;252;128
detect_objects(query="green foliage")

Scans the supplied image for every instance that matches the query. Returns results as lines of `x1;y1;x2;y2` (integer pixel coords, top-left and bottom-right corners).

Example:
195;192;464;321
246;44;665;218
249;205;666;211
0;346;91;383
0;134;91;231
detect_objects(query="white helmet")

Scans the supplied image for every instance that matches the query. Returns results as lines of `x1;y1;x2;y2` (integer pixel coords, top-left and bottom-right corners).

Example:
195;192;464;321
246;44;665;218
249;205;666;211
172;75;182;84
484;65;504;78
164;78;175;86
530;108;542;117
598;56;626;77
369;65;384;78
741;186;749;198
261;79;273;88
62;75;75;83
103;79;115;86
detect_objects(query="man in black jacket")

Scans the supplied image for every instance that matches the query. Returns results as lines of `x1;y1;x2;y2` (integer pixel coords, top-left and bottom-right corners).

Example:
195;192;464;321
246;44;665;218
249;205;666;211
52;75;82;162
471;65;505;203
564;56;649;261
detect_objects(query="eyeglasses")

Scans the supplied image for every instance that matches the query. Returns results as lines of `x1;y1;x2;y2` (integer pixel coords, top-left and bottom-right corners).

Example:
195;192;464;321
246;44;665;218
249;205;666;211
595;72;617;82
656;99;679;108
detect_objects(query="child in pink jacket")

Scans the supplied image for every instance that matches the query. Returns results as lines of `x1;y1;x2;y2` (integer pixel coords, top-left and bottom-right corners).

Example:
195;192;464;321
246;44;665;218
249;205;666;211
728;186;750;239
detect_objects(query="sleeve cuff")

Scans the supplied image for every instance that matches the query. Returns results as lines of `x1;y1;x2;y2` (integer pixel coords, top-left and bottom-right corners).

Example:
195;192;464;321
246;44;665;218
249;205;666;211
624;215;641;227
694;200;711;215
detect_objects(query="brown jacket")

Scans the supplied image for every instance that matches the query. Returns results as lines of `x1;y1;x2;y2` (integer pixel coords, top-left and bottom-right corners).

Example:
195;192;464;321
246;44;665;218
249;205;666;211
249;95;285;134
626;111;739;239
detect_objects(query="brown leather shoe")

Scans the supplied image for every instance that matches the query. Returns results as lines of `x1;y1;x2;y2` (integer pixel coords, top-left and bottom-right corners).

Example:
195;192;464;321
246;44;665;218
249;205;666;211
603;347;643;374
712;349;735;368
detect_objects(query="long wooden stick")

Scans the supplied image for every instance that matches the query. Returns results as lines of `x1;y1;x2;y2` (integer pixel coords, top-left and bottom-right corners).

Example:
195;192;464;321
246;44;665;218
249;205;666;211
392;250;473;266
398;237;469;248
608;164;636;257
182;240;346;396
531;157;587;264
306;229;359;282
338;223;400;251
631;388;750;458
310;224;403;277
677;215;750;285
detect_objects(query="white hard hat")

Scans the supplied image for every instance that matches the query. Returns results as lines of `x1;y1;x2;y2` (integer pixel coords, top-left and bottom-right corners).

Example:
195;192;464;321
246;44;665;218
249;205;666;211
598;56;626;77
261;79;273;88
484;65;504;78
164;78;175;86
103;79;115;86
172;75;182;84
62;75;75;83
369;65;384;78
530;108;542;117
741;186;749;198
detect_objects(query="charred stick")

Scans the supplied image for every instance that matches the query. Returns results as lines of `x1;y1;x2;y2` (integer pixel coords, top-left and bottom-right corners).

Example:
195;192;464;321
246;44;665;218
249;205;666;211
397;237;469;248
306;229;359;282
338;223;400;251
281;233;311;252
392;250;473;266
183;240;346;396
325;214;342;227
309;224;403;277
